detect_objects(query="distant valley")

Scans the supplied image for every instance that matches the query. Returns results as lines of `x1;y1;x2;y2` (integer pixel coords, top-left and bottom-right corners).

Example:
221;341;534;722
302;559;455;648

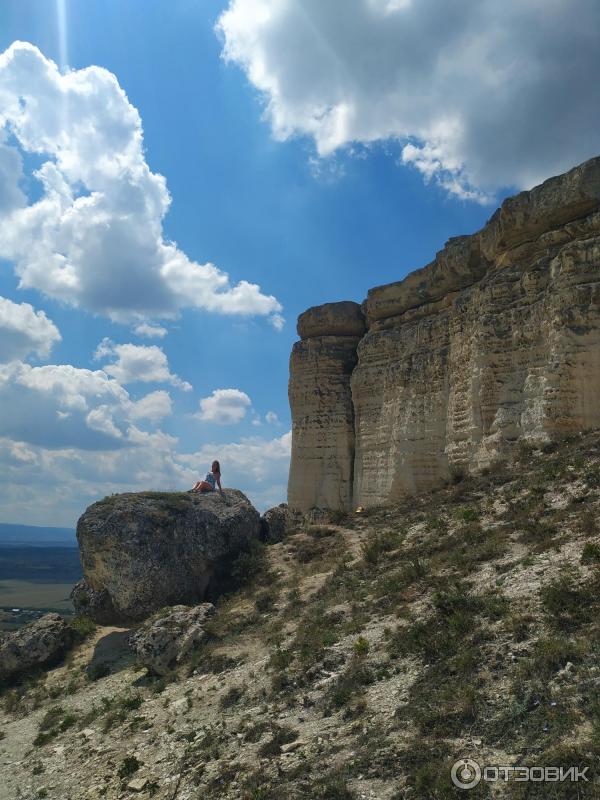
0;523;80;630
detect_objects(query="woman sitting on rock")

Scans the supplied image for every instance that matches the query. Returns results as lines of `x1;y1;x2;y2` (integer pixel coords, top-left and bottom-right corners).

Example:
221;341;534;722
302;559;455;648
191;460;223;494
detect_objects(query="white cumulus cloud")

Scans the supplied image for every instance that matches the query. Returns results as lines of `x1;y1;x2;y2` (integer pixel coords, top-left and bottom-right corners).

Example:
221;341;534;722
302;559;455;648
94;339;192;391
0;295;61;362
0;359;179;450
133;322;168;339
0;428;292;525
0;41;282;323
128;390;173;423
196;388;252;425
218;0;600;199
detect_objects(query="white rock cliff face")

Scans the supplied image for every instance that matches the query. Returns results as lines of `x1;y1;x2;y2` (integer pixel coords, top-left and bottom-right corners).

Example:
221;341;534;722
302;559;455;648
288;156;600;511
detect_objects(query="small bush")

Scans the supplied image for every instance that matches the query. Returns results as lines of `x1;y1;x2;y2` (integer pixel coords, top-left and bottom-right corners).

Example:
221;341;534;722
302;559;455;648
33;706;77;746
539;573;594;631
255;590;276;614
257;724;297;757
581;541;600;564
69;615;97;640
353;637;370;657
118;755;141;780
269;647;293;671
361;530;401;564
519;636;585;680
119;693;143;711
189;651;239;676
223;540;271;592
219;686;244;709
326;658;374;711
459;507;479;523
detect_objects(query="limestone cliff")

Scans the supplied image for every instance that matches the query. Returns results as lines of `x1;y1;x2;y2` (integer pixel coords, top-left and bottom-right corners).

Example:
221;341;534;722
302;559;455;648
288;156;600;511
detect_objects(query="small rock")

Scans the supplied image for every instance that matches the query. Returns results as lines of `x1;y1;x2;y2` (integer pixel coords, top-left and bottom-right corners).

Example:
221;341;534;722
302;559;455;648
171;697;189;714
127;777;148;792
82;728;96;739
281;740;306;753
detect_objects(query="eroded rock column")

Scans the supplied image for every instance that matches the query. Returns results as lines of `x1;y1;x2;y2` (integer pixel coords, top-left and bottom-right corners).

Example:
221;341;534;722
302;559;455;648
287;302;365;512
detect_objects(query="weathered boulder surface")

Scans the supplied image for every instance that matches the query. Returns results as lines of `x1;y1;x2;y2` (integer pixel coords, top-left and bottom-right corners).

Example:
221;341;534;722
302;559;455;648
288;155;600;510
72;489;260;623
129;603;215;675
0;613;73;681
260;503;302;543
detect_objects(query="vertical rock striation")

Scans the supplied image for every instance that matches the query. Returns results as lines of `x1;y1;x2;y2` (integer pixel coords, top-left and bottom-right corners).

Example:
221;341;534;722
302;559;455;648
288;302;365;512
288;156;600;511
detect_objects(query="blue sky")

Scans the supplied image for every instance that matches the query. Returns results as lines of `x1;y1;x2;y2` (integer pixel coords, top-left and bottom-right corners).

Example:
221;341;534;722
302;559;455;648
1;0;598;525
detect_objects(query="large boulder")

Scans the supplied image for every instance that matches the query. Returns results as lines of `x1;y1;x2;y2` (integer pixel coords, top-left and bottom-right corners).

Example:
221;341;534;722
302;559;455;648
71;489;260;624
260;503;302;543
0;613;73;682
129;603;215;675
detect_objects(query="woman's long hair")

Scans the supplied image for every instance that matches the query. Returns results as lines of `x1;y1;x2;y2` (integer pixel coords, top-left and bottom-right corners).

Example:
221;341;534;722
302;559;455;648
211;460;221;475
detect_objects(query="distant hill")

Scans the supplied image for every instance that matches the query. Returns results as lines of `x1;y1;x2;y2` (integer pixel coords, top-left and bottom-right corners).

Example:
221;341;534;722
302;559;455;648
0;522;77;547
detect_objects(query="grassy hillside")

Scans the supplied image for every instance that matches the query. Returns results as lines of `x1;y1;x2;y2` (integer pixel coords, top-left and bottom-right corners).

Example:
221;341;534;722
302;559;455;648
2;432;600;798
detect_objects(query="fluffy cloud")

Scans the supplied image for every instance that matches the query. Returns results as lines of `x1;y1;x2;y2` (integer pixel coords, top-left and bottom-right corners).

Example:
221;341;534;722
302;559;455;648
0;296;61;362
128;390;173;423
0;42;282;323
196;388;252;424
0;360;175;450
180;430;291;509
94;339;192;391
133;322;168;339
218;0;600;199
265;410;279;425
0;429;291;525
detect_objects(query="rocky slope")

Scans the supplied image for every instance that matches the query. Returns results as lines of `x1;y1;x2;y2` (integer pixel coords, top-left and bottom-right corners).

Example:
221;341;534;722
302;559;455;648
72;490;261;624
288;155;600;511
2;432;600;798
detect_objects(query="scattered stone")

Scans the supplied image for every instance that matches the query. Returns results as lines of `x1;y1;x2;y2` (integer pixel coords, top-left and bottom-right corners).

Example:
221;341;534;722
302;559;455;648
130;603;215;676
281;740;306;753
0;613;73;681
170;697;190;714
127;776;148;792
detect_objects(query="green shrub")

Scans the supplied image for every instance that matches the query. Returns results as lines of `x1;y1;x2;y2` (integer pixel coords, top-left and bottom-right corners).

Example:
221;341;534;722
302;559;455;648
118;755;141;780
539;573;594;631
269;647;293;671
326;658;374;711
581;541;600;564
219;686;244;709
119;693;143;711
255;590;276;614
361;530;401;564
257;724;297;757
69;615;97;640
459;507;480;523
353;637;370;657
